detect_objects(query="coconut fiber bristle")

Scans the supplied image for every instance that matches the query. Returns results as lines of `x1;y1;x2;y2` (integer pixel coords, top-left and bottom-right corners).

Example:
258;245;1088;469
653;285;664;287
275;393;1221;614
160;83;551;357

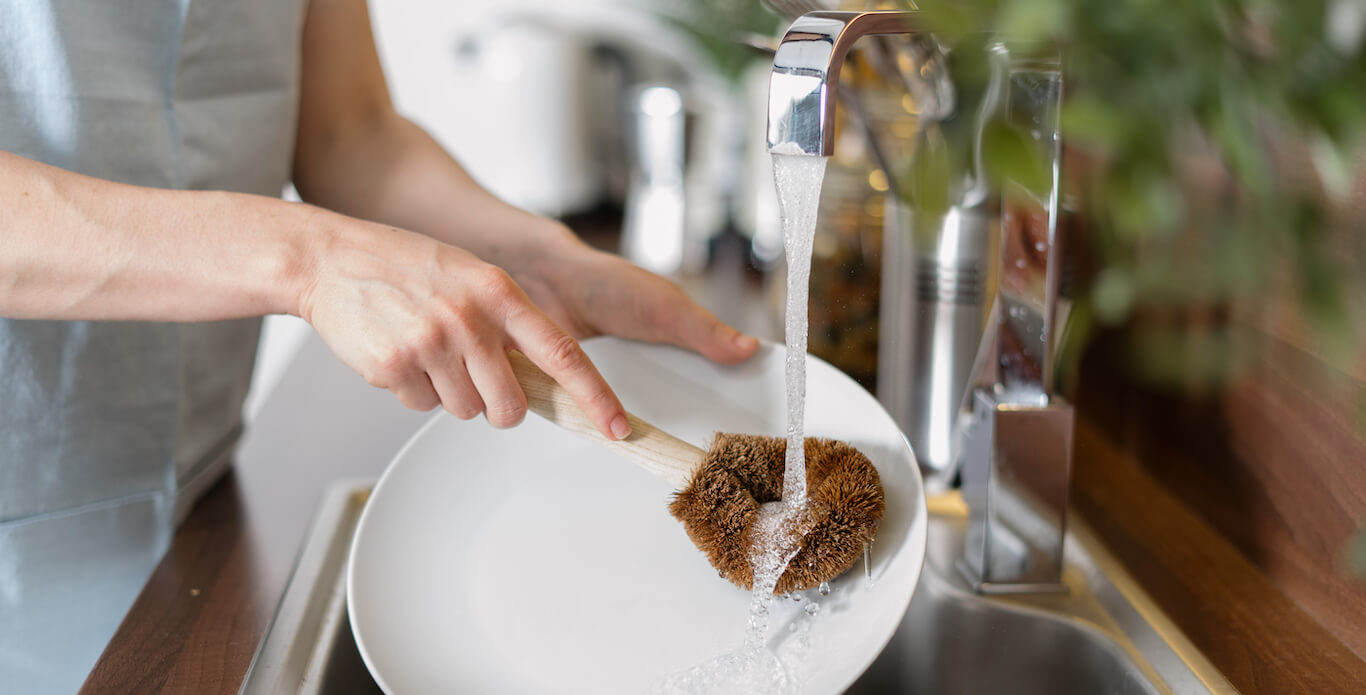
667;433;885;595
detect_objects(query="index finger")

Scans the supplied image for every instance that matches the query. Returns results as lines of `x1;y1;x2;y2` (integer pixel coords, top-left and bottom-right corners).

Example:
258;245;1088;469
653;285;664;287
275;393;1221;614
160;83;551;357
507;311;630;441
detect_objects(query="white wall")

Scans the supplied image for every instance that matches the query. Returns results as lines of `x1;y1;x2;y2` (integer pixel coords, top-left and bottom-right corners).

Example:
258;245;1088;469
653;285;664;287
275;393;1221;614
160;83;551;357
370;0;673;216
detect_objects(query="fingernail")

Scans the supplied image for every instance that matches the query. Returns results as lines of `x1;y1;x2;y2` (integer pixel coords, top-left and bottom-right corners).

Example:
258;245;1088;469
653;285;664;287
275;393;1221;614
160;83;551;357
610;413;631;440
734;333;758;350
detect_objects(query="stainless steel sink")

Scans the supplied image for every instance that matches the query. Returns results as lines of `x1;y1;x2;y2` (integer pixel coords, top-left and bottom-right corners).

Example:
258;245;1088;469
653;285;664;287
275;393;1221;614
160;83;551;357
241;483;1234;694
239;481;382;695
848;495;1235;695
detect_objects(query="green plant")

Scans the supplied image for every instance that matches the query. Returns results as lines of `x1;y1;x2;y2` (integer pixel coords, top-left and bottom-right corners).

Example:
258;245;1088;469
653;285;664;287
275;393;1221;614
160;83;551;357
907;0;1366;385
902;0;1366;576
649;0;784;84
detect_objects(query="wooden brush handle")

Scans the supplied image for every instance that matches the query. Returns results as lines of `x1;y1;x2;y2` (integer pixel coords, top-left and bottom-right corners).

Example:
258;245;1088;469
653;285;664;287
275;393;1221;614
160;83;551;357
508;351;703;488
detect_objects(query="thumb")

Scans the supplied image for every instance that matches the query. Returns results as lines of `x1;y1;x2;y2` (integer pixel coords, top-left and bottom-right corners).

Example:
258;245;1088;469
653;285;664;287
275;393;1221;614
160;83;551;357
672;305;760;366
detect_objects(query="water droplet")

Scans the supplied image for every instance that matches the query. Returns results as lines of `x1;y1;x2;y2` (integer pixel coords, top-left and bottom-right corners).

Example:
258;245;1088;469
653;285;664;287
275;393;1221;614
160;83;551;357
818;581;831;596
863;542;873;586
804;602;821;616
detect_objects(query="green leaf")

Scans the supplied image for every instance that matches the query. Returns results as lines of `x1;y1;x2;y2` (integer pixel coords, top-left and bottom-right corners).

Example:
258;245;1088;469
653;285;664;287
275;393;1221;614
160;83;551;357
983;119;1052;196
1060;96;1128;151
902;126;953;222
914;0;1001;43
1310;130;1354;201
995;0;1069;43
1092;267;1136;323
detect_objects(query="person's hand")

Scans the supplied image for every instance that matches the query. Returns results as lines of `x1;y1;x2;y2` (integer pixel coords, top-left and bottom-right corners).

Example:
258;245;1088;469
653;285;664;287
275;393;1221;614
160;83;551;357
296;213;631;439
492;223;761;364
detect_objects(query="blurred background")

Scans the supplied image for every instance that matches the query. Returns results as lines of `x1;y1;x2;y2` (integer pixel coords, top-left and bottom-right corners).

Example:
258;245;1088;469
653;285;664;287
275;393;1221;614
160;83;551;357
248;0;1366;667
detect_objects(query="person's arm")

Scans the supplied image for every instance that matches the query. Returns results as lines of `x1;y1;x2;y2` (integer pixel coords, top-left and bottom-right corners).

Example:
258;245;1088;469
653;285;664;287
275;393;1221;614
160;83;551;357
0;154;628;439
0;151;306;322
291;0;759;365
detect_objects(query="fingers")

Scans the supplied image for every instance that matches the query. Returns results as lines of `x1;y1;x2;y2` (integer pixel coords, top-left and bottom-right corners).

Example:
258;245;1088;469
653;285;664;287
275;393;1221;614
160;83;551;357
429;360;484;420
392;374;442;412
508;311;629;440
322;238;629;436
587;262;759;366
668;302;760;366
464;346;528;429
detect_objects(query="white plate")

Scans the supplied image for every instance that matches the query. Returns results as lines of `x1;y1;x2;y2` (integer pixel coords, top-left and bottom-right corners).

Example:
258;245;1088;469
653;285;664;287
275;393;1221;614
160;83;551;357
348;338;926;694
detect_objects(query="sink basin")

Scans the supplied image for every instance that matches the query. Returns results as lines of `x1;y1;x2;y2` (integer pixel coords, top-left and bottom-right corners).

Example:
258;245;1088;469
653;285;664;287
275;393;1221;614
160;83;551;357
241;484;1233;694
848;496;1233;695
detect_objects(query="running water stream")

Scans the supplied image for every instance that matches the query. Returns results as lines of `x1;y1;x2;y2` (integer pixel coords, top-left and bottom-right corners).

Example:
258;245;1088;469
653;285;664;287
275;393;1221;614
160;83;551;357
651;153;829;695
773;153;827;509
741;153;830;645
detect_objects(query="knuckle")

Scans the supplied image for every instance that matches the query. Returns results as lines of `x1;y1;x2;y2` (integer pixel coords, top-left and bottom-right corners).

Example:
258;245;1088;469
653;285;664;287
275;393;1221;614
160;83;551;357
477;266;517;302
407;319;445;354
370;344;414;385
358;365;387;389
542;332;585;373
403;394;439;412
484;398;527;428
584;386;618;413
435;296;475;329
445;399;482;420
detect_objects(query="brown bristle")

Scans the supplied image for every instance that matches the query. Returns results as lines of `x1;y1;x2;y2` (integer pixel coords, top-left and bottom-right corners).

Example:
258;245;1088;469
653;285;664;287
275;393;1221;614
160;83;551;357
667;433;885;594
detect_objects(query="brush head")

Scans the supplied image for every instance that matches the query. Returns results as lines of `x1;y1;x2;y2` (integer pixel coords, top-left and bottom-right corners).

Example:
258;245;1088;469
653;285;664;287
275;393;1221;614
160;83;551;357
667;433;885;595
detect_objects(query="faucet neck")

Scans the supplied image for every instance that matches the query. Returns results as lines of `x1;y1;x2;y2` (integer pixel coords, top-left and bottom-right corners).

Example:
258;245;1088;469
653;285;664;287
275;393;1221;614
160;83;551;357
766;11;920;157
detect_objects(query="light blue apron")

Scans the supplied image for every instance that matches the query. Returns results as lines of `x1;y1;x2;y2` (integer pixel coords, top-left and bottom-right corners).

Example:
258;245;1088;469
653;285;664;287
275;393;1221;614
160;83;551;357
0;1;304;691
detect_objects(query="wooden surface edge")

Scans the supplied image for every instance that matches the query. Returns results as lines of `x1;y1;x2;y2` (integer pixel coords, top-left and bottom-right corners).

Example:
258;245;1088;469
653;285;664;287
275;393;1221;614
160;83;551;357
1072;417;1366;694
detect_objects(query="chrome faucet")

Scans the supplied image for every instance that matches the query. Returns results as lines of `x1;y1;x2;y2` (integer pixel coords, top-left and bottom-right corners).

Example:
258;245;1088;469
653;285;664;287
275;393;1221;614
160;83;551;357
954;58;1072;595
768;11;992;479
765;12;1074;594
766;11;925;157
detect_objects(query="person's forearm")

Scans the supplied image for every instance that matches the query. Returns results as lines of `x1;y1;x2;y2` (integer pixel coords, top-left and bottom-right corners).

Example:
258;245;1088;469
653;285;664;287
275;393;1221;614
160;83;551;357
290;0;574;268
0;151;313;321
292;109;575;267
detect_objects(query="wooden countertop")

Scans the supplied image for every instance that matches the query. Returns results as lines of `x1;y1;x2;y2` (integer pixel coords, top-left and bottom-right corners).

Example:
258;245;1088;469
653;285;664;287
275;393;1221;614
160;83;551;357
1072;419;1366;693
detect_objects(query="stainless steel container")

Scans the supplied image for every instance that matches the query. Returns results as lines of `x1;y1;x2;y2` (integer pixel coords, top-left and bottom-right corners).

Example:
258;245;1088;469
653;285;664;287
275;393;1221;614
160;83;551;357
877;200;991;474
620;84;711;275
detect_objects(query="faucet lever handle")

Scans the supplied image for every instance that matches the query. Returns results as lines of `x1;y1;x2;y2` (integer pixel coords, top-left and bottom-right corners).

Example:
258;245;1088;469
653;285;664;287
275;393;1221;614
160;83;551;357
995;58;1065;404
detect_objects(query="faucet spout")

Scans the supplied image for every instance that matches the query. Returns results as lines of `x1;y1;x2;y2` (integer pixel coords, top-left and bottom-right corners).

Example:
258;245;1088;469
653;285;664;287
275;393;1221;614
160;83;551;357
766;11;920;157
